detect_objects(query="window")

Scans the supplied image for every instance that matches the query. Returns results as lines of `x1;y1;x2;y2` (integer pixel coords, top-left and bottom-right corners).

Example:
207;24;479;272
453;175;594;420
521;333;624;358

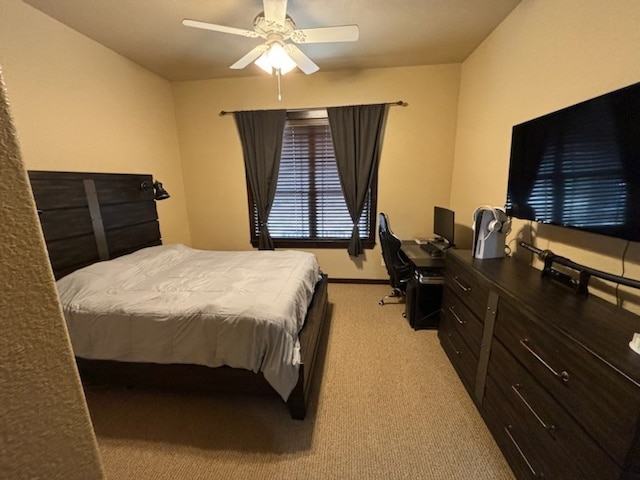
247;110;377;248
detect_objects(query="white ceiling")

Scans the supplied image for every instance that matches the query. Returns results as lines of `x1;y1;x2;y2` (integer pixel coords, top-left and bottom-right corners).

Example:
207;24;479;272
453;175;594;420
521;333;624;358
23;0;522;82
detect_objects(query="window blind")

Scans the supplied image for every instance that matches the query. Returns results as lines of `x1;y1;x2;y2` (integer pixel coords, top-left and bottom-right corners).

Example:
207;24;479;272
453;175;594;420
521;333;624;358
248;116;375;247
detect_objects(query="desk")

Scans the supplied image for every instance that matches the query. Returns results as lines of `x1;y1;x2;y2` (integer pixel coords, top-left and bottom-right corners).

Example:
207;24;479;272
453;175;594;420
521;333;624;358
400;242;445;330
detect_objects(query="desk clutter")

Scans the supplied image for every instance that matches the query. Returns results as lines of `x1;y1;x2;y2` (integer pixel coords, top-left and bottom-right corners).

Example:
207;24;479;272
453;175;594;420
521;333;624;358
379;207;454;329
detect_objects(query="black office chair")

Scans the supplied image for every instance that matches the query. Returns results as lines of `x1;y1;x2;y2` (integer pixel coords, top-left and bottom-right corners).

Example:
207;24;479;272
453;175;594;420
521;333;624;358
378;212;413;306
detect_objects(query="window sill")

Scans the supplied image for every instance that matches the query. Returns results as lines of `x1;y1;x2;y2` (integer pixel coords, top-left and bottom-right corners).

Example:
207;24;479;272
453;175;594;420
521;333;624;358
251;239;375;249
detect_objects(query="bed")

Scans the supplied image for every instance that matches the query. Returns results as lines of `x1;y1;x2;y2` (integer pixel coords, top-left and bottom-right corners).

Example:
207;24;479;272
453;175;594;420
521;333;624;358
28;170;329;419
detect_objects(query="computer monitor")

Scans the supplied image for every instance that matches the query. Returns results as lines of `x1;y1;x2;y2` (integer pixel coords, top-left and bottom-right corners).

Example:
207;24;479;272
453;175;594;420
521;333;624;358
433;206;455;247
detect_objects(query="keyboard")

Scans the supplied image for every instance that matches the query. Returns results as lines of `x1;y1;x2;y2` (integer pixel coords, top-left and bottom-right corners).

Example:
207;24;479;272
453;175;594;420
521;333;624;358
420;242;443;257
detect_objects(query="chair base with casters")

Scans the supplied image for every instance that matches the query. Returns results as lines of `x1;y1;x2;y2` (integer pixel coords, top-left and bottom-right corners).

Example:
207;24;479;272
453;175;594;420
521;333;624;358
379;286;406;306
378;212;413;313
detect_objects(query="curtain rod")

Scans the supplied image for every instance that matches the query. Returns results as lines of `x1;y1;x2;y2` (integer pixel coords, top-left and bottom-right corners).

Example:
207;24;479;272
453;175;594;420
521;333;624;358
218;100;408;117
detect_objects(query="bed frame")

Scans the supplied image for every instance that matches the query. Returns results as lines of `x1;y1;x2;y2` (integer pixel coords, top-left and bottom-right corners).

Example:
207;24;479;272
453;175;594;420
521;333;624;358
28;170;329;419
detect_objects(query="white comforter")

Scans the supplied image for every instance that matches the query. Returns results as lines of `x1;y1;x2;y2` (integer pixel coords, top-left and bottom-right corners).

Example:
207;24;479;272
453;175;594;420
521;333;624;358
56;244;322;400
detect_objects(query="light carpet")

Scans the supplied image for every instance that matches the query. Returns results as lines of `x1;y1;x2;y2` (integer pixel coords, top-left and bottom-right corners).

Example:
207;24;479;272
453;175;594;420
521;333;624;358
84;283;515;479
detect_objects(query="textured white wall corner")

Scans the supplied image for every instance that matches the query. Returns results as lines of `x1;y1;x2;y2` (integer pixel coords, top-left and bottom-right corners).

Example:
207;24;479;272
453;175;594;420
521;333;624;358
0;66;104;479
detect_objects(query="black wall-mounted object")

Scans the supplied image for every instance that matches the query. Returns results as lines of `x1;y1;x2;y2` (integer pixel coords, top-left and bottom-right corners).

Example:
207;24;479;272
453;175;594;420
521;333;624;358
140;179;170;200
519;241;640;296
506;81;640;243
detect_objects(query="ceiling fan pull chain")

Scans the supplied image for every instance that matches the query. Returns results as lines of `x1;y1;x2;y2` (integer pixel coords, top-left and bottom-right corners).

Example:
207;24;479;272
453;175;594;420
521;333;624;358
276;68;283;101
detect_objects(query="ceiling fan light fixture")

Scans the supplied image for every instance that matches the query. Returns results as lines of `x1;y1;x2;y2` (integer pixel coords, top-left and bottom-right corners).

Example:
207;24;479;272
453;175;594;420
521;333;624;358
254;54;274;74
255;42;297;74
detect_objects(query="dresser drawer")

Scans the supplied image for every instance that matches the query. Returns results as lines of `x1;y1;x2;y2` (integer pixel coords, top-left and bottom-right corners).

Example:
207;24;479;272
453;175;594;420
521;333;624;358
487;338;621;479
445;254;490;320
483;374;556;479
441;286;483;358
438;316;477;395
494;295;640;467
485;374;623;480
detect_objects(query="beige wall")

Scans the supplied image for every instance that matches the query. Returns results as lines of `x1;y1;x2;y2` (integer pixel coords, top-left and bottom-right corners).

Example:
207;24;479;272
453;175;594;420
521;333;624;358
450;0;640;311
0;0;191;247
173;64;461;279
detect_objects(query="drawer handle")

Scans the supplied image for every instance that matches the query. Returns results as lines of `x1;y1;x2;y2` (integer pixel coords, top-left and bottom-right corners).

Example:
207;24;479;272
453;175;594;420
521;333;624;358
453;275;472;293
511;384;556;436
446;333;462;356
520;339;570;383
448;306;466;325
504;425;544;478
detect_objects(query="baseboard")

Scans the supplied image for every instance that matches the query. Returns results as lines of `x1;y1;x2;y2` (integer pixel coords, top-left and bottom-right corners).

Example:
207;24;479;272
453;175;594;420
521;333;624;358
328;278;388;285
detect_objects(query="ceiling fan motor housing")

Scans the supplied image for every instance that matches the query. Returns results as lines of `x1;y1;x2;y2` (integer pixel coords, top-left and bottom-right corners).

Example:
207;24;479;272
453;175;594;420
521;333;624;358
254;13;295;37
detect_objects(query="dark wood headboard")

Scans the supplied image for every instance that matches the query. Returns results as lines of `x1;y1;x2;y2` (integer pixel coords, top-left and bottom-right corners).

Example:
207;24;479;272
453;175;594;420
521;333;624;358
28;171;162;279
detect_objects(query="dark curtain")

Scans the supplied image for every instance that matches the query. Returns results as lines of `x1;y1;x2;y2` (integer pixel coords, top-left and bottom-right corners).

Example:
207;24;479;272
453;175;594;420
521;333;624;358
234;109;286;250
328;104;389;256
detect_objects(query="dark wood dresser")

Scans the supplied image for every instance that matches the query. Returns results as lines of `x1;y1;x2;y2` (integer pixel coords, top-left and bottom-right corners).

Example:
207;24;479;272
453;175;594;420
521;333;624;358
439;249;640;479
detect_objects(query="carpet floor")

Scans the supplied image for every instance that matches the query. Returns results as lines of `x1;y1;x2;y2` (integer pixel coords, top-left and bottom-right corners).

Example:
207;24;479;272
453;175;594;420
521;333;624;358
84;283;515;479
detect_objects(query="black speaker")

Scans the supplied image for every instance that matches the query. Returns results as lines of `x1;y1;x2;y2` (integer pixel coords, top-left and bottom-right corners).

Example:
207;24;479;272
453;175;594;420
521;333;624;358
405;273;443;330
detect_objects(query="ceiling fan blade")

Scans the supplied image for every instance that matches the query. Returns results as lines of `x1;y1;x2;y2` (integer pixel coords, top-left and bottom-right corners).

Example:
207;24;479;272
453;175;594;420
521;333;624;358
230;45;269;69
291;25;359;44
182;19;260;38
263;0;288;29
284;44;319;75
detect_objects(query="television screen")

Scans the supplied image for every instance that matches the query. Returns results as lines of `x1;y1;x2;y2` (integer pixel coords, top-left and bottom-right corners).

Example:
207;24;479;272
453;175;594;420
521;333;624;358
433;206;455;246
505;81;640;242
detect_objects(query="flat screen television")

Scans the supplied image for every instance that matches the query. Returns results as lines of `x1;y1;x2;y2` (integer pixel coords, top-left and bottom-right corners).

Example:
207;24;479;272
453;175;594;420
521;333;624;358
433;206;455;247
505;81;640;243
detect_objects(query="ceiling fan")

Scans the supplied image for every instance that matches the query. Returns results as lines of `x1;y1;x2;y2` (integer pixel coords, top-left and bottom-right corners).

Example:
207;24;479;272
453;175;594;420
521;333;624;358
182;0;359;76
